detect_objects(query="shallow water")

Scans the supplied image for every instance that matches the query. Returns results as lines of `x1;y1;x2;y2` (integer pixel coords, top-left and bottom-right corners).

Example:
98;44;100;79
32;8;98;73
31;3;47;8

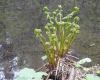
0;0;100;79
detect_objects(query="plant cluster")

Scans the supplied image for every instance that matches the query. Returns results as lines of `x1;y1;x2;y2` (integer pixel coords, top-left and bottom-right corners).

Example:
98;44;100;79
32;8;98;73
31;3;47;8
34;5;80;68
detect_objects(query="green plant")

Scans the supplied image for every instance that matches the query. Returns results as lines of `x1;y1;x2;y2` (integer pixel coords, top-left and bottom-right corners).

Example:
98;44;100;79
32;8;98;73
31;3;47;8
74;58;92;72
74;58;100;80
86;74;100;80
17;68;47;80
34;5;80;68
96;70;100;75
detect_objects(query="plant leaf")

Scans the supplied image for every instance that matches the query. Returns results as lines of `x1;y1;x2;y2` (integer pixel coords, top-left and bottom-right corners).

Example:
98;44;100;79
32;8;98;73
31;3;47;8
86;74;100;80
96;70;100;74
41;55;47;60
17;68;35;79
77;58;91;65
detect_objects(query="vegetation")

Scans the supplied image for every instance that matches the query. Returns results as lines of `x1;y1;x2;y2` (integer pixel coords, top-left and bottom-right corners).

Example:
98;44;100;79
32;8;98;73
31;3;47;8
16;58;100;80
74;58;100;80
34;5;80;68
17;68;47;80
0;0;100;80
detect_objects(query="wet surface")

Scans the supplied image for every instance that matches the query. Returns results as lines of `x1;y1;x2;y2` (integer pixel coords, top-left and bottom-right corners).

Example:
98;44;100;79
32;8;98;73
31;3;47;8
0;0;100;80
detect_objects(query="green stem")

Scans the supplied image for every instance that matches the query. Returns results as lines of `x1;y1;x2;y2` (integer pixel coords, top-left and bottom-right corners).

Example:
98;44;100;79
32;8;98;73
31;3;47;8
65;33;77;53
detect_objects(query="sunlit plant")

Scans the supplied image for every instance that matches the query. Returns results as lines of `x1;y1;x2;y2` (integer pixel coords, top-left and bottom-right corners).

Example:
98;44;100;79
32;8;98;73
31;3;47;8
34;5;80;68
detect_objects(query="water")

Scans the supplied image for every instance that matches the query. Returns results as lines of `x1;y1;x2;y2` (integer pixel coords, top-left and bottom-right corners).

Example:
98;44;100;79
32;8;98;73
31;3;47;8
0;0;100;79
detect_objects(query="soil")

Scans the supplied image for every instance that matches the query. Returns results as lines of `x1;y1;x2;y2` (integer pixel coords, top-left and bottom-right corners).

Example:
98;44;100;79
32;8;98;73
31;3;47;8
37;54;100;80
